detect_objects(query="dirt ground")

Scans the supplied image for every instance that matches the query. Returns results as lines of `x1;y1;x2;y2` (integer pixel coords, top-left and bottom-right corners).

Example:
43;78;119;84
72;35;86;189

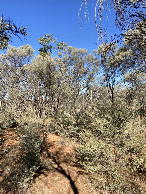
0;129;98;194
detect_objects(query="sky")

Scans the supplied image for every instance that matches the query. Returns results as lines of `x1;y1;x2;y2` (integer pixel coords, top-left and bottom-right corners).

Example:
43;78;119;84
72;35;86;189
0;0;118;55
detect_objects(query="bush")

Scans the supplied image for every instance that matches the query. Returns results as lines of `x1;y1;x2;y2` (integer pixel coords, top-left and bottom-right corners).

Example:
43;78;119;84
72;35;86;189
49;109;80;138
77;133;122;192
0;122;43;192
0;111;18;129
76;117;146;194
123;120;146;175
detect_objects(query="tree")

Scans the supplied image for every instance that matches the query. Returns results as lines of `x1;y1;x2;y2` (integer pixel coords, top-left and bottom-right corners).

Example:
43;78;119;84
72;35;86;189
79;0;145;39
0;45;34;116
38;34;57;56
95;42;131;103
124;19;146;72
26;54;57;116
123;19;146;119
55;46;96;108
38;34;68;57
0;15;28;50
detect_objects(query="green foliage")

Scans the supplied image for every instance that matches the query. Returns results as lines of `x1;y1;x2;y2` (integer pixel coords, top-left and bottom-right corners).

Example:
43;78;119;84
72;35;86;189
123;120;146;174
0;28;145;193
19;123;42;169
49;109;79;138
38;33;56;56
0;111;17;129
0;122;43;192
77;124;145;193
77;134;124;193
38;33;68;56
0;15;28;50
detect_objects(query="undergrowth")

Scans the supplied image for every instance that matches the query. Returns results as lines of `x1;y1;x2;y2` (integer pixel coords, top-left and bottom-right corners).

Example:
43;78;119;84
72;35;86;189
0;106;145;193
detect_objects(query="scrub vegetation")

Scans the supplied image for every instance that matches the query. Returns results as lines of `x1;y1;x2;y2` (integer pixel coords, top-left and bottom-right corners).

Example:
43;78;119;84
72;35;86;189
0;1;145;193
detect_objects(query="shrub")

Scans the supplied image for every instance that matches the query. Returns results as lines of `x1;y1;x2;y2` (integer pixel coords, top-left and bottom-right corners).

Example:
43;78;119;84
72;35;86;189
76;129;145;193
0;111;18;129
0;122;43;192
49;109;80;138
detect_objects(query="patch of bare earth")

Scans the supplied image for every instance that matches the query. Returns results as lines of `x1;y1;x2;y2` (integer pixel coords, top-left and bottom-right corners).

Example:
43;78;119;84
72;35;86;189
0;130;98;194
27;134;97;194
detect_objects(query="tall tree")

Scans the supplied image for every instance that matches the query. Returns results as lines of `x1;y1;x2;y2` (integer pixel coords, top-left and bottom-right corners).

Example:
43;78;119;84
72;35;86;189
124;19;146;72
95;42;132;103
0;45;34;115
26;54;57;116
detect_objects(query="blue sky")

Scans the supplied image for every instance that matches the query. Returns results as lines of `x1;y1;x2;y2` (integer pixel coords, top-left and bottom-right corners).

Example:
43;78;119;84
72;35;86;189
0;0;118;55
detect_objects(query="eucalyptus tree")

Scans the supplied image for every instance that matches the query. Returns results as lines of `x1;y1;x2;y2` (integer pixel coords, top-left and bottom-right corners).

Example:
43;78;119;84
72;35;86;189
95;42;132;104
38;34;57;56
55;46;97;110
122;19;146;119
37;35;97;114
38;33;68;57
0;45;34;115
0;15;28;50
26;54;58;117
124;19;146;72
79;0;145;39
